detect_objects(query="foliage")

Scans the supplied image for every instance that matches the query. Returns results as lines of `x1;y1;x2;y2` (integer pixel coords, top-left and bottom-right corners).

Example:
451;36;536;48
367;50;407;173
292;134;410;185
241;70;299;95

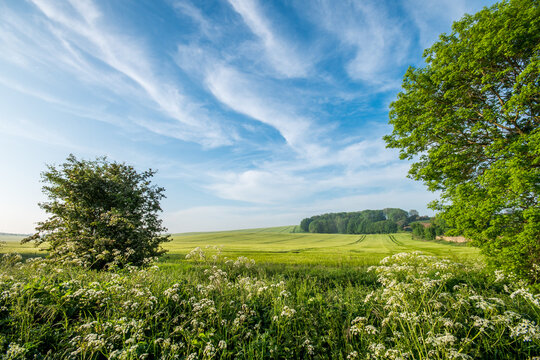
1;250;538;359
300;209;427;234
384;0;540;281
384;208;409;227
411;223;426;239
411;217;448;241
23;155;170;269
363;252;540;359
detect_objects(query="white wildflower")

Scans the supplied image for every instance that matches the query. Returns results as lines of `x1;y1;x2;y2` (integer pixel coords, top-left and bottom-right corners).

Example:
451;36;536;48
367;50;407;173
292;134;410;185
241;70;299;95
4;343;28;359
448;350;473;360
281;305;296;318
203;342;216;358
510;318;540;341
425;332;456;347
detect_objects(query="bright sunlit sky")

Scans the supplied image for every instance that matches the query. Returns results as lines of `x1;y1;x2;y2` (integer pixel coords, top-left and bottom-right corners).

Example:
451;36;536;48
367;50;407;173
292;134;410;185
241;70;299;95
0;0;497;234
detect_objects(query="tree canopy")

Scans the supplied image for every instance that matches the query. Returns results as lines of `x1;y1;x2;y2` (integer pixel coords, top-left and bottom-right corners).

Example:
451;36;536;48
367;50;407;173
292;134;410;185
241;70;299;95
300;208;427;234
384;0;540;281
23;155;170;269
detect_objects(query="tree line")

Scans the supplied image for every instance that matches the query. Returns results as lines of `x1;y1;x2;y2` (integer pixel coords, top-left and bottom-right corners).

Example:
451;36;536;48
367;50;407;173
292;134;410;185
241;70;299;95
300;208;429;234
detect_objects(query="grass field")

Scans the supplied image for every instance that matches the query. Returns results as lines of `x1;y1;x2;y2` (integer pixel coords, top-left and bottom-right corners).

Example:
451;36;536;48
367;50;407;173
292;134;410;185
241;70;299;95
1;228;481;266
164;230;480;266
2;228;539;359
0;234;42;254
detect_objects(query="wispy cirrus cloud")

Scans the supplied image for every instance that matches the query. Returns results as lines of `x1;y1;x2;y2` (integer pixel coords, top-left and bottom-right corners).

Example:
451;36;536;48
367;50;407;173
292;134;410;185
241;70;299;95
1;0;234;147
204;64;327;158
1;0;487;233
204;159;411;204
304;0;410;86
227;0;310;78
173;36;410;208
402;0;485;49
206;169;308;204
172;1;216;38
202;127;410;206
174;41;330;161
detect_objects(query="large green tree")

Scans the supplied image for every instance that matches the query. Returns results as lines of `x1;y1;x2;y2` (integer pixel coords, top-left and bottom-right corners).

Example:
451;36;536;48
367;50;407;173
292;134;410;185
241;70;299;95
24;155;170;269
384;0;539;281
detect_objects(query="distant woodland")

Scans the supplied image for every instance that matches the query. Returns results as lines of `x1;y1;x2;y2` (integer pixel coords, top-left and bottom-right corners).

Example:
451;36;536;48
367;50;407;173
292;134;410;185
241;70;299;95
300;208;432;234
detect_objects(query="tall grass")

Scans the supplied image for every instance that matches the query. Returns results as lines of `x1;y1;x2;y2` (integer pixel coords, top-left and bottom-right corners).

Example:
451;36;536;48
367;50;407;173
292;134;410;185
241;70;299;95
0;247;538;359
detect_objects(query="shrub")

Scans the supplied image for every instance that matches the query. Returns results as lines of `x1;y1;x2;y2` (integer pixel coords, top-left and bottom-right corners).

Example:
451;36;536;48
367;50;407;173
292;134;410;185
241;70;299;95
23;154;170;269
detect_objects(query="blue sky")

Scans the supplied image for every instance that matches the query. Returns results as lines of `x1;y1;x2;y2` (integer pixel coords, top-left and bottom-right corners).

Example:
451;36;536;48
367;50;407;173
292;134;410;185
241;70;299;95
0;0;496;234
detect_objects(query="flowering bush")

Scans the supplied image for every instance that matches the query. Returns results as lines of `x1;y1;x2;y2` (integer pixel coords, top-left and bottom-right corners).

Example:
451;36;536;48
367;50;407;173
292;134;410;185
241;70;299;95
22;155;170;270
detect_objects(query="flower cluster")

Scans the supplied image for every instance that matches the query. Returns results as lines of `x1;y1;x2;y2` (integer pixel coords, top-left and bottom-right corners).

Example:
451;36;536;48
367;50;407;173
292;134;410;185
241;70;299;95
347;252;540;359
1;249;539;359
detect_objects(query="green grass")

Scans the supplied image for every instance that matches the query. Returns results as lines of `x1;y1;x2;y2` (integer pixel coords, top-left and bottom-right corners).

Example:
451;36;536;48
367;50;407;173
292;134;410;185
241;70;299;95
0;234;44;255
2;230;481;266
1;247;537;359
162;230;481;266
2;230;539;359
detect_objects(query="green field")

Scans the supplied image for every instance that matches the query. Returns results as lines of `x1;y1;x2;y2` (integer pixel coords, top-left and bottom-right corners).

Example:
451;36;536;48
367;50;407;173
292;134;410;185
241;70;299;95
165;230;480;266
2;228;540;359
0;234;42;254
2;227;481;266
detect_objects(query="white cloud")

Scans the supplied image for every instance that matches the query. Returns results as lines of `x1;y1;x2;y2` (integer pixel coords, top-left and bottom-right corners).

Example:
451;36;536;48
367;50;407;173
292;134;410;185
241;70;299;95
336;138;400;169
2;0;233;147
203;62;331;162
31;0;191;122
227;0;309;78
206;66;307;146
402;0;481;49
307;0;410;85
190;90;410;207
206;169;308;204
172;1;216;38
204;158;412;206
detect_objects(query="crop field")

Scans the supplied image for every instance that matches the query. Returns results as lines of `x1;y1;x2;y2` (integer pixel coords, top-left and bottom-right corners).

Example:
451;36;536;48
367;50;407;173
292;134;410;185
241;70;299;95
163;230;480;266
1;230;539;359
0;234;42;255
1;229;480;266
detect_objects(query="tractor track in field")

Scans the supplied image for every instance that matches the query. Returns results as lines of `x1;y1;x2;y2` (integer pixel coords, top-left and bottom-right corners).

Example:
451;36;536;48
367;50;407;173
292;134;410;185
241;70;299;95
347;235;366;246
387;234;403;246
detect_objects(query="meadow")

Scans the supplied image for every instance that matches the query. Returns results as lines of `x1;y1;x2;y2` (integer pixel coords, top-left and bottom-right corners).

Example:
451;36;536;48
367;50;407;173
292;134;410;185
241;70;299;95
1;228;480;266
1;229;539;359
163;229;479;266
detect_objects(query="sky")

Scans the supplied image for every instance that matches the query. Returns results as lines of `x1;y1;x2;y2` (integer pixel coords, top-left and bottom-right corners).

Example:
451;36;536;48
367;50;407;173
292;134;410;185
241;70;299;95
0;0;497;234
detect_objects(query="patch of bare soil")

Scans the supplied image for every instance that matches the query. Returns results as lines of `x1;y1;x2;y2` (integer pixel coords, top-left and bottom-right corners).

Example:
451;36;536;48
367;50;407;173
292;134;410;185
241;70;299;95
436;236;469;243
